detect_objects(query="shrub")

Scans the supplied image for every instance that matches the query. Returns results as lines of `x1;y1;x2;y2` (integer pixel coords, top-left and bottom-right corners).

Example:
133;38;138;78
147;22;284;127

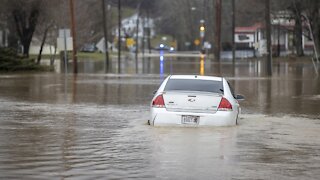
0;48;49;71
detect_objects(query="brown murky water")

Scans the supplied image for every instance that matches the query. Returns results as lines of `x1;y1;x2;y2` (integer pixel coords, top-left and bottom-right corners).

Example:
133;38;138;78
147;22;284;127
0;56;319;179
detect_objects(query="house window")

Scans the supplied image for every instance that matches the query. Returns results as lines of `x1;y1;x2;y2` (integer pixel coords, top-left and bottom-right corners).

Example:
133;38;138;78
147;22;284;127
239;35;250;41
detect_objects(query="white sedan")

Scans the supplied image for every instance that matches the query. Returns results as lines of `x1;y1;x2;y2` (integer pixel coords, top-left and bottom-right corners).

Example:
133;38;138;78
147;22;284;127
150;75;243;126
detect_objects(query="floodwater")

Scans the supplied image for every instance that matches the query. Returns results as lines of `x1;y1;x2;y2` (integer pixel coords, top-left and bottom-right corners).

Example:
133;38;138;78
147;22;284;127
0;54;319;179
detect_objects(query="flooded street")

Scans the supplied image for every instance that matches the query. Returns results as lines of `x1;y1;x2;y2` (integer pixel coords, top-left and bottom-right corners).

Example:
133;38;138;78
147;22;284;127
0;56;320;179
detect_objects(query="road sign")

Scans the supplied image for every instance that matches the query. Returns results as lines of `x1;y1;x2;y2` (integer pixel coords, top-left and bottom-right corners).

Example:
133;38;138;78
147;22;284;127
126;38;135;47
194;39;200;46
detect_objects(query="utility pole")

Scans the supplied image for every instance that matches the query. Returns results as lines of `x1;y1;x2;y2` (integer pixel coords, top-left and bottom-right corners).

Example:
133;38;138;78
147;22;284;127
135;11;139;73
201;0;206;50
232;0;236;64
63;28;68;74
135;2;142;73
214;0;221;62
147;9;151;54
277;22;280;57
265;0;272;76
102;0;110;72
118;0;121;73
69;0;78;74
142;17;145;55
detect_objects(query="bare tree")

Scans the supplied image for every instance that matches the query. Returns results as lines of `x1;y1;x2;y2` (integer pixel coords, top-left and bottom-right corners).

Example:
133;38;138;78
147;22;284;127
292;0;304;56
273;0;304;56
236;0;265;26
272;0;320;57
9;0;41;57
304;0;320;59
155;0;206;51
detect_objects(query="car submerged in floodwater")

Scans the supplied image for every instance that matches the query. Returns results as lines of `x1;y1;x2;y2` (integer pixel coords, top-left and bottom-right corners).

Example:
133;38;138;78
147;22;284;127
150;75;244;126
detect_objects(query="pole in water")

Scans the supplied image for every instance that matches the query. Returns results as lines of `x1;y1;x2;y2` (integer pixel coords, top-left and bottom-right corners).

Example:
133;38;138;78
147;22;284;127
102;0;110;72
265;0;272;76
69;0;78;74
214;0;222;62
135;17;139;73
231;0;236;65
63;28;68;74
118;0;122;74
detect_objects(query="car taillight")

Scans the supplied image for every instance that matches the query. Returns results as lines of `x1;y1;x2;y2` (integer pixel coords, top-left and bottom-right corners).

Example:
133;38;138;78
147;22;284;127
152;95;165;108
218;97;232;111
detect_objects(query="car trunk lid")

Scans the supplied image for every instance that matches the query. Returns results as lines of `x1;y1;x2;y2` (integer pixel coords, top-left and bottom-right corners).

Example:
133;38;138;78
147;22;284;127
163;91;222;114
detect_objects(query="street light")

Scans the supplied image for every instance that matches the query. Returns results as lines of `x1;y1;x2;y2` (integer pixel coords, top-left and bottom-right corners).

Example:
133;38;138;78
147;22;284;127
135;1;143;73
200;19;205;52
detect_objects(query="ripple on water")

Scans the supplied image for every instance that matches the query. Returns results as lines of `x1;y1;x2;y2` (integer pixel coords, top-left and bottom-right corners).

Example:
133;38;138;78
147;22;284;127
0;101;320;179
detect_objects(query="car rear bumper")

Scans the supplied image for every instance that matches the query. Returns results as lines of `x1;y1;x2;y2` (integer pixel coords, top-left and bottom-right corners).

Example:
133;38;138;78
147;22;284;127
150;108;238;126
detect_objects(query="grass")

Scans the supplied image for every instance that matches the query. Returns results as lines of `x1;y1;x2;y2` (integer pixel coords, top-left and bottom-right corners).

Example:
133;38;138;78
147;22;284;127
77;51;133;60
30;52;105;61
30;51;135;62
29;54;52;60
77;52;104;60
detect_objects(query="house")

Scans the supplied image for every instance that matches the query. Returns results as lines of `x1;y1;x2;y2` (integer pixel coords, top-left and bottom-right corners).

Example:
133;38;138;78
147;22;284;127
271;12;314;55
29;29;70;55
113;13;155;39
235;11;315;57
235;23;264;50
29;37;56;55
96;37;117;53
104;13;156;51
0;21;9;48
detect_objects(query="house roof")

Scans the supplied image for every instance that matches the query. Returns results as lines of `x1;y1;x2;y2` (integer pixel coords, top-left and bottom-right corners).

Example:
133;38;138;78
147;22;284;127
235;20;300;33
235;23;264;33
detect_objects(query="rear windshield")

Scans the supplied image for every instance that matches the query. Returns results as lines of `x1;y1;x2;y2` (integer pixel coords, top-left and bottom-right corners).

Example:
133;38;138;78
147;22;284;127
164;79;223;93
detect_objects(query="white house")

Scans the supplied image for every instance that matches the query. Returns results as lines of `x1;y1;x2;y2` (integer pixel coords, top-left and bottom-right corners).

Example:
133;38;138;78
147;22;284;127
235;16;315;56
96;37;117;53
235;23;264;51
29;37;56;55
113;13;155;39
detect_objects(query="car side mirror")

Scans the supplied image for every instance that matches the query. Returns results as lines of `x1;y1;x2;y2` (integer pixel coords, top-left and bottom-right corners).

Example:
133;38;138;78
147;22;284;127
235;94;245;100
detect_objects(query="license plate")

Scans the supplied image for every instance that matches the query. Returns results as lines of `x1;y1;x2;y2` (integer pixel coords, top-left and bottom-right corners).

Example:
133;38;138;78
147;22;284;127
181;115;199;124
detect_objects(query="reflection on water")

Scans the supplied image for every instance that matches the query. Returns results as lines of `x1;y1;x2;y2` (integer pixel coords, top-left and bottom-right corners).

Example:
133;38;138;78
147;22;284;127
44;53;319;80
0;55;319;179
160;51;164;80
41;55;320;118
200;54;205;75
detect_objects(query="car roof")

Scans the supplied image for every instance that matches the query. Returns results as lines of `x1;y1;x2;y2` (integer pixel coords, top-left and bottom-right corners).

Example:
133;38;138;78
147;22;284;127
169;75;223;81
